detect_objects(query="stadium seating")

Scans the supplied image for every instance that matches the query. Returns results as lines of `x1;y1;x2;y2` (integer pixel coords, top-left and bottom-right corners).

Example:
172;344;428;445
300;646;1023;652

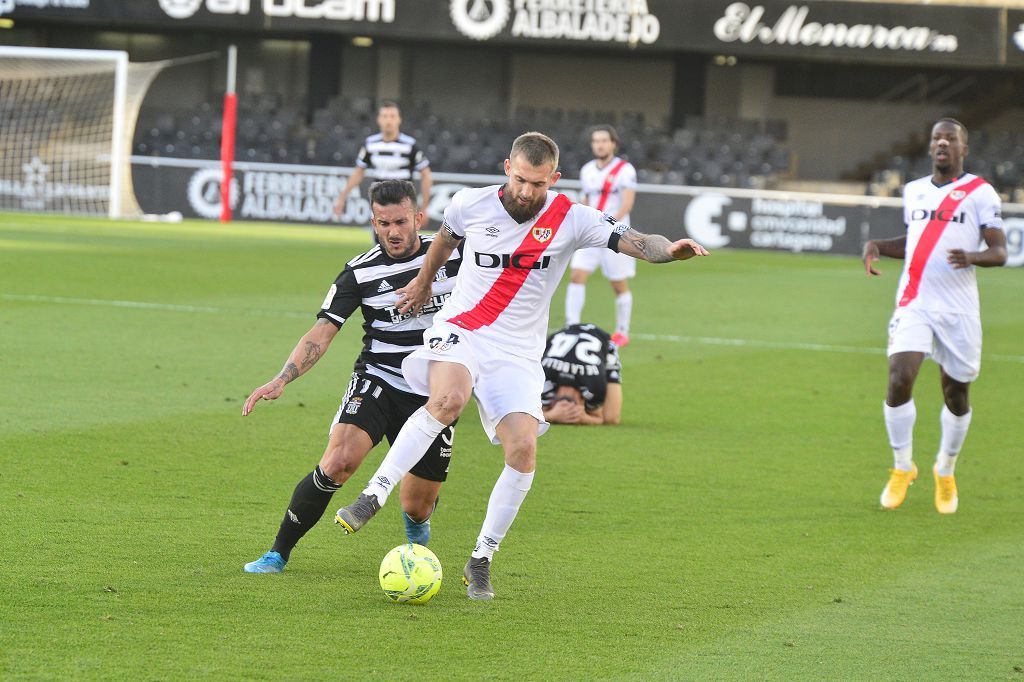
871;129;1024;202
133;96;794;190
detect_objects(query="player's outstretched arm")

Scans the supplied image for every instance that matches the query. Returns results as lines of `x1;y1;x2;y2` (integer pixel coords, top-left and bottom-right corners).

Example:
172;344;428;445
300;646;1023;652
948;227;1007;269
242;319;339;416
395;227;461;315
616;227;709;263
862;236;907;276
333;167;365;217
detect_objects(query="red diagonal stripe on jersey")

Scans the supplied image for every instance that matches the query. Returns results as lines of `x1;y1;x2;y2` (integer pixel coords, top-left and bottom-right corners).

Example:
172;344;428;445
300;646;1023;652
899;175;987;307
595;159;628;212
449;194;572;331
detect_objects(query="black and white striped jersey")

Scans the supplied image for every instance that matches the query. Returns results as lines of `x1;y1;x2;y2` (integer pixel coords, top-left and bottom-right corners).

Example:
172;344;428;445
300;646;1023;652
356;132;429;180
317;235;461;394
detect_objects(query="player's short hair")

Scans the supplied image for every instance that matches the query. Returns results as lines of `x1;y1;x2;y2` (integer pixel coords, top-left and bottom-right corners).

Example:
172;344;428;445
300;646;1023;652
589;124;620;146
369;179;417;207
510;132;560;171
935;117;968;143
378;99;400;112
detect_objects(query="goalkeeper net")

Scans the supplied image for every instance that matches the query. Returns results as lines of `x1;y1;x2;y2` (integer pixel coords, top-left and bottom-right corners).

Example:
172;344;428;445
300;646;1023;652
0;47;168;219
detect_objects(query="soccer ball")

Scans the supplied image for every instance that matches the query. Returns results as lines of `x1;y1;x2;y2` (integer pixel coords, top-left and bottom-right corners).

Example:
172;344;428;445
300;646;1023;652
379;543;442;604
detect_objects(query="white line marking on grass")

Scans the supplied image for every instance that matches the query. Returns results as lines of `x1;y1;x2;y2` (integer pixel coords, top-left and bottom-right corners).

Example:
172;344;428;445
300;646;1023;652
2;293;309;319
6;293;1024;365
632;333;1024;364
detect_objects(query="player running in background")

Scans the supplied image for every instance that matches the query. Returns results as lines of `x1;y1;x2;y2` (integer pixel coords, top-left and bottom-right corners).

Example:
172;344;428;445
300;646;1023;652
565;125;638;347
862;118;1007;514
241;180;461;573
333;101;432;222
541;323;622;426
334;132;707;599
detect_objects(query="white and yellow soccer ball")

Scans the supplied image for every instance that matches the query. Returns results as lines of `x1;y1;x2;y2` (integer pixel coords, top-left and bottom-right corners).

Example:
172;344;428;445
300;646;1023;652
379;543;442;604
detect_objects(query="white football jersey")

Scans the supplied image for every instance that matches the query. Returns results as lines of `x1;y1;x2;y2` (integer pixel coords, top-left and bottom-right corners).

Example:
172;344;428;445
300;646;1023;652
579;156;637;223
438;185;625;359
895;173;1003;314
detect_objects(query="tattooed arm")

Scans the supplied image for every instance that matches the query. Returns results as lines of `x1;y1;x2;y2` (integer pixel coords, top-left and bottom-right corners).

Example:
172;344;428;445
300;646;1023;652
242;319;339;416
615;227;709;263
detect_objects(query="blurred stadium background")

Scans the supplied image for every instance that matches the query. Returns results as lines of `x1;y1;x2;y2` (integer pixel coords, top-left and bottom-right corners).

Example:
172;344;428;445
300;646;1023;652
2;0;1023;261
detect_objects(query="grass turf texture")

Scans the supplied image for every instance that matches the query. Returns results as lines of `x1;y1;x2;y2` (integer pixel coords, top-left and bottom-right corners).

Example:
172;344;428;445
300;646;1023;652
2;212;1023;680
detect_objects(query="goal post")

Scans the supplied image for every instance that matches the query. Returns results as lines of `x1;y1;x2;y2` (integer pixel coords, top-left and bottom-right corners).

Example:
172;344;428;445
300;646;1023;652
0;46;161;219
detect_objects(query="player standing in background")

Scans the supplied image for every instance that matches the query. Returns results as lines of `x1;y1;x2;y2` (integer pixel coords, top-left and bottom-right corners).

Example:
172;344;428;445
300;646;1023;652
333;101;432;224
565;125;638;347
862;118;1007;514
334;132;708;599
541;323;622;426
241;181;461;573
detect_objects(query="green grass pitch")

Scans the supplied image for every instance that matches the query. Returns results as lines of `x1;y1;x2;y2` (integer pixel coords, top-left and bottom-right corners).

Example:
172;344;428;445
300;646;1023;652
2;212;1023;680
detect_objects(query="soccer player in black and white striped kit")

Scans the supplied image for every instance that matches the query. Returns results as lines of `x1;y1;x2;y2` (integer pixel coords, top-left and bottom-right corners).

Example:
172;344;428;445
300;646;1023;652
333;101;432;220
242;180;461;573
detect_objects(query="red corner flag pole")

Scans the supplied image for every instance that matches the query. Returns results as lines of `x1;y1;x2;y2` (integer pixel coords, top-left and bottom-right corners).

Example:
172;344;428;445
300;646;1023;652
219;45;237;223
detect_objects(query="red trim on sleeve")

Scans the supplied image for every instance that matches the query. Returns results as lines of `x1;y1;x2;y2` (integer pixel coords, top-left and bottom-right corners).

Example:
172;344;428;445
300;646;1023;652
898;176;987;307
449;194;572;331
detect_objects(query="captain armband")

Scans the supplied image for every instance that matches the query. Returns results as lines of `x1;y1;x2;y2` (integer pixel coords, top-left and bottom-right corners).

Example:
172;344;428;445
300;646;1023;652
607;223;630;253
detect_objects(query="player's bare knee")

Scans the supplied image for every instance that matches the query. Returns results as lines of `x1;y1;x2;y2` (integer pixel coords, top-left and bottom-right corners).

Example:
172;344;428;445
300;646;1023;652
428;390;468;423
402;500;434;524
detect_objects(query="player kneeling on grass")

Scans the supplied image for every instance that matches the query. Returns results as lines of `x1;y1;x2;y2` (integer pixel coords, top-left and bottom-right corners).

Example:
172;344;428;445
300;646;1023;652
240;180;462;573
541;323;622;426
862;118;1007;515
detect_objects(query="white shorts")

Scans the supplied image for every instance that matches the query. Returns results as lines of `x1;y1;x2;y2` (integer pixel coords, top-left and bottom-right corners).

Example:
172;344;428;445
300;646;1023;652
887;307;982;383
402;321;549;445
570;247;636;281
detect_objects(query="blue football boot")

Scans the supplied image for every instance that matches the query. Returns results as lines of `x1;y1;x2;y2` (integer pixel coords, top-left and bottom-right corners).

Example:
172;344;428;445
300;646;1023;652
243;551;286;573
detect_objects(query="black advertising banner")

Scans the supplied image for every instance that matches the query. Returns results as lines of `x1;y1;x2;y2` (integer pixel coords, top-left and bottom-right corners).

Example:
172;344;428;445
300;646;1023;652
1;1;1009;67
132;158;1024;264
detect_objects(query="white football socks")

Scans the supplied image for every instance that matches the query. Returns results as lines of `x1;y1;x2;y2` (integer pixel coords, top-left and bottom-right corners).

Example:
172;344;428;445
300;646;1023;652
884;399;916;471
363;406;446;505
936;406;972;476
565;283;585;326
615;291;633;335
470;464;535;561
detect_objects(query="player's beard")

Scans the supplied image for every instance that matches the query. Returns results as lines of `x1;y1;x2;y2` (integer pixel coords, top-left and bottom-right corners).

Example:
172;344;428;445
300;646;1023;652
501;185;546;223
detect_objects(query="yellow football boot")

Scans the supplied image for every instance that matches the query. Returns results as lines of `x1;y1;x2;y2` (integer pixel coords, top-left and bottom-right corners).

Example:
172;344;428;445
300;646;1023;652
933;465;959;514
880;463;918;509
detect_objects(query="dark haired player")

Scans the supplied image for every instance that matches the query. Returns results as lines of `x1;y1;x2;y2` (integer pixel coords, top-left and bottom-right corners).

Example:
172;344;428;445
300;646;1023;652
541;323;622;426
863;118;1007;514
241;180;461;573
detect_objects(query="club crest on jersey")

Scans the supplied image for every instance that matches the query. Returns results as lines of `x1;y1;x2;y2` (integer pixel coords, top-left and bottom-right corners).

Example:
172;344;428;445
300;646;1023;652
435;266;448;282
429;333;460;353
344;397;362;415
532;226;553;243
950;190;966;200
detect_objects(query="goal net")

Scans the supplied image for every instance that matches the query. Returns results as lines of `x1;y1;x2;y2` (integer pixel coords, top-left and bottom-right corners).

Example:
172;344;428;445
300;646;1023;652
0;47;167;219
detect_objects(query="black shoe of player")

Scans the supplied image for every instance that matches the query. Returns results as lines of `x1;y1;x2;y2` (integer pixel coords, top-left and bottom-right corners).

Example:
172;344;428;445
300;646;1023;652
462;556;495;600
334;493;381;534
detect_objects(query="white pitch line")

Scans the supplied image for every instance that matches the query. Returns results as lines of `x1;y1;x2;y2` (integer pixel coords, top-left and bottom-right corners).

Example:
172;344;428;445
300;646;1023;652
1;293;309;318
5;293;1024;364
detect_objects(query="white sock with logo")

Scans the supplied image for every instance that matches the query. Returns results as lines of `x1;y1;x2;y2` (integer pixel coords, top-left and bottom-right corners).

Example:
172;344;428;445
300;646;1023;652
936;406;972;476
565;283;585;326
363;407;446;505
884;399;916;471
470;465;535;561
615;291;633;335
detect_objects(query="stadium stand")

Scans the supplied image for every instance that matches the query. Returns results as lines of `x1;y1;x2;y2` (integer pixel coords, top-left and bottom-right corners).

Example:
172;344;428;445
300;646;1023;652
133;96;793;190
871;128;1024;203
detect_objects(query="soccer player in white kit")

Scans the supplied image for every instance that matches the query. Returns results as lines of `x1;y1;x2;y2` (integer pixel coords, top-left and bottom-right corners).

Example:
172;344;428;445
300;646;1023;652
565;125;638;347
862;118;1007;514
335;132;709;599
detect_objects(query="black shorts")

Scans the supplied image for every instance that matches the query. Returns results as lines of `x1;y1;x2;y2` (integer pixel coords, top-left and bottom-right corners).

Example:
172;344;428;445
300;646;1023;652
332;372;455;482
